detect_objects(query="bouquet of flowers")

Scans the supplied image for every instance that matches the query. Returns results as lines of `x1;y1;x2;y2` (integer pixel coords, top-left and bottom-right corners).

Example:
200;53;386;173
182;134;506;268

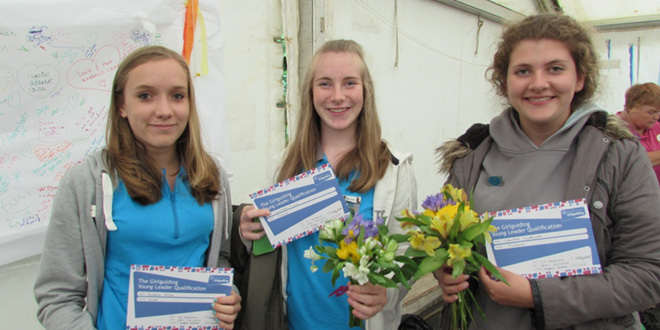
303;213;415;328
396;184;507;330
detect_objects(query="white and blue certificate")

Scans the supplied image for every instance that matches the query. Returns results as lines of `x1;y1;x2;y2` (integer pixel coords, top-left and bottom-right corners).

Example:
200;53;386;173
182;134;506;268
485;199;602;279
126;265;233;330
249;164;349;249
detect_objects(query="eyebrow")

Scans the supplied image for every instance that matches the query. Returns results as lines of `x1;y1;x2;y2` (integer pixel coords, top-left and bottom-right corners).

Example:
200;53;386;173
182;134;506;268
132;84;188;90
510;59;570;67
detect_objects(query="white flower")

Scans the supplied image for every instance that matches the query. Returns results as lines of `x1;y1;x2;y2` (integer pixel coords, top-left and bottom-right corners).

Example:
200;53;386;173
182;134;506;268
320;219;343;240
303;247;322;272
343;255;371;285
364;237;379;251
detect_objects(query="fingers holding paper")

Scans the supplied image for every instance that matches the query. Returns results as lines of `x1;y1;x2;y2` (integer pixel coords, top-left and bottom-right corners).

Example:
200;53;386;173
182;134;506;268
211;291;242;329
239;205;270;241
346;282;387;320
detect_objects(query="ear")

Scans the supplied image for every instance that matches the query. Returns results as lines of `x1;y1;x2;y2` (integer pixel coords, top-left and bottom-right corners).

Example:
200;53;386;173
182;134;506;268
575;74;585;93
119;103;127;118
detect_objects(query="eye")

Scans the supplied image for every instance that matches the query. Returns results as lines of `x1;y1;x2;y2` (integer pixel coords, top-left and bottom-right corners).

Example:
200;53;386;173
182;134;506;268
514;68;529;76
548;65;564;73
317;81;330;88
137;93;151;100
345;80;359;87
172;93;186;100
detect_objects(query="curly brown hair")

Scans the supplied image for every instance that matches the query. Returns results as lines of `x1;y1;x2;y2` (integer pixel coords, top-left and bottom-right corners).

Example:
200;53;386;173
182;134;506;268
488;14;599;110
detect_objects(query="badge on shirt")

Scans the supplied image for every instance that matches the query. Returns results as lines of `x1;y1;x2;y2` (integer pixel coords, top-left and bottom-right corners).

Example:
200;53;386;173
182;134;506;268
344;195;361;214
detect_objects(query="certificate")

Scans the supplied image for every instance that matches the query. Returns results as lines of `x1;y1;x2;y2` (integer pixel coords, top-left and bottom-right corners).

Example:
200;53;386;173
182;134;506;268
485;199;602;279
126;265;233;330
249;164;349;249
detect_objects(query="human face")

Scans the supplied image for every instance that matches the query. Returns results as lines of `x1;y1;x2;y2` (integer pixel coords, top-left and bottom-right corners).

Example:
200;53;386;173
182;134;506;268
506;39;585;140
312;51;364;136
119;58;190;157
627;104;660;132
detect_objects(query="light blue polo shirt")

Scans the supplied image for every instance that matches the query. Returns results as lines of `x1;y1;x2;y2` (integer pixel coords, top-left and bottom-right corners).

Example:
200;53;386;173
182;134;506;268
286;158;375;330
97;169;214;330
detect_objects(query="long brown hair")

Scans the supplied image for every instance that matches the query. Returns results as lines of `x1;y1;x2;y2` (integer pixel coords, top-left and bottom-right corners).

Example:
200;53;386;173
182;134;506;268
488;14;599;110
277;40;390;193
105;45;219;205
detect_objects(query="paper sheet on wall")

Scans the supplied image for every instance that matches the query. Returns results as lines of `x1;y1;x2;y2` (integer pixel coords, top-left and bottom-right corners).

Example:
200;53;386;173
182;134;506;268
0;0;230;266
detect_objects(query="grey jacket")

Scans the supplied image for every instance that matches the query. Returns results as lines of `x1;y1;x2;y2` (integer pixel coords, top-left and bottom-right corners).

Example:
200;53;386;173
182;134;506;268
437;111;660;329
34;150;233;330
231;146;417;330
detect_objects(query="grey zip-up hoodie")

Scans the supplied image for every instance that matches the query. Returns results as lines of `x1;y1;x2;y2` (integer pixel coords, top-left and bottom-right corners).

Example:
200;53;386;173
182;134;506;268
34;150;233;330
437;107;660;329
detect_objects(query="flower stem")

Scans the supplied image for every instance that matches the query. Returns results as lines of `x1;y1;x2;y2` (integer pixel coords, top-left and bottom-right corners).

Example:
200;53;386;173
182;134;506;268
348;305;363;328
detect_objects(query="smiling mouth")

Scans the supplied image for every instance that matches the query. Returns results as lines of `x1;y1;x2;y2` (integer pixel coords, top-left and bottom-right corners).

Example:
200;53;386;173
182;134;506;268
328;107;349;113
526;96;553;102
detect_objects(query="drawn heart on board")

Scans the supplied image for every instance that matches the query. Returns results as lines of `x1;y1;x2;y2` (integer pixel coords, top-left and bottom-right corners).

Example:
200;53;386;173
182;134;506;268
17;64;60;99
67;45;120;92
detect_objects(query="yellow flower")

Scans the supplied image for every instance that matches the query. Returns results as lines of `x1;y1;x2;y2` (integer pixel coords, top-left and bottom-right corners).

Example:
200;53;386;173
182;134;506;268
337;240;360;264
409;231;441;256
429;217;450;239
458;208;480;231
447;243;472;266
436;203;459;222
399;209;417;229
484;224;497;243
442;184;467;202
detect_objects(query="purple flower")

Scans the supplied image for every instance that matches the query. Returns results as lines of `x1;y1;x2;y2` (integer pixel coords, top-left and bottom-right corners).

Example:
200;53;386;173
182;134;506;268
343;215;383;243
421;193;456;212
343;216;361;244
362;217;383;239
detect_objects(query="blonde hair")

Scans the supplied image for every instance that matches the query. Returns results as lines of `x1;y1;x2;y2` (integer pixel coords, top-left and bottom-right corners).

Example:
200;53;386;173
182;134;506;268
277;40;390;193
105;45;219;205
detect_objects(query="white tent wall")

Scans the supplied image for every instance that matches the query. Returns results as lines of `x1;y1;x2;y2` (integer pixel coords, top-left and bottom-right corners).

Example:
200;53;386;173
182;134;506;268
593;27;660;112
316;0;506;199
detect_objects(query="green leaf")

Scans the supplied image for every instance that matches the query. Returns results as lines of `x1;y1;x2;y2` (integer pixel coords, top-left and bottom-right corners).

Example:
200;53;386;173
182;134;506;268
321;259;336;273
394;255;418;269
401;264;417;278
396;215;428;228
376;259;396;269
461;217;493;242
473;252;509;285
392;267;412;290
378;225;390;237
451;258;466;278
389;234;410;243
357;227;365;248
404;246;430;258
414;249;448;280
368;273;398;288
323;246;337;259
331;261;344;286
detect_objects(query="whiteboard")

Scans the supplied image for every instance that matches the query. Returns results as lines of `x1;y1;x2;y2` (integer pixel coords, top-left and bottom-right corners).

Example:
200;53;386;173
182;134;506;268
0;0;231;266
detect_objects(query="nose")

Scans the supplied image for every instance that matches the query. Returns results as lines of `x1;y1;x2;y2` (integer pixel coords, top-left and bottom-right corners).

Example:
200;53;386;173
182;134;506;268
529;72;549;91
331;86;345;103
154;96;174;118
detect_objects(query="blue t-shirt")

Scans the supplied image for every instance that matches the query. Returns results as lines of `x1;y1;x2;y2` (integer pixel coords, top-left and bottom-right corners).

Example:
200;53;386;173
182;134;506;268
286;159;375;330
97;169;214;330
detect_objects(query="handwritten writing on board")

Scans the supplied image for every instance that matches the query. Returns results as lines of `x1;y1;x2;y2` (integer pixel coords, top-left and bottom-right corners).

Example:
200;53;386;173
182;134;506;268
0;22;159;233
